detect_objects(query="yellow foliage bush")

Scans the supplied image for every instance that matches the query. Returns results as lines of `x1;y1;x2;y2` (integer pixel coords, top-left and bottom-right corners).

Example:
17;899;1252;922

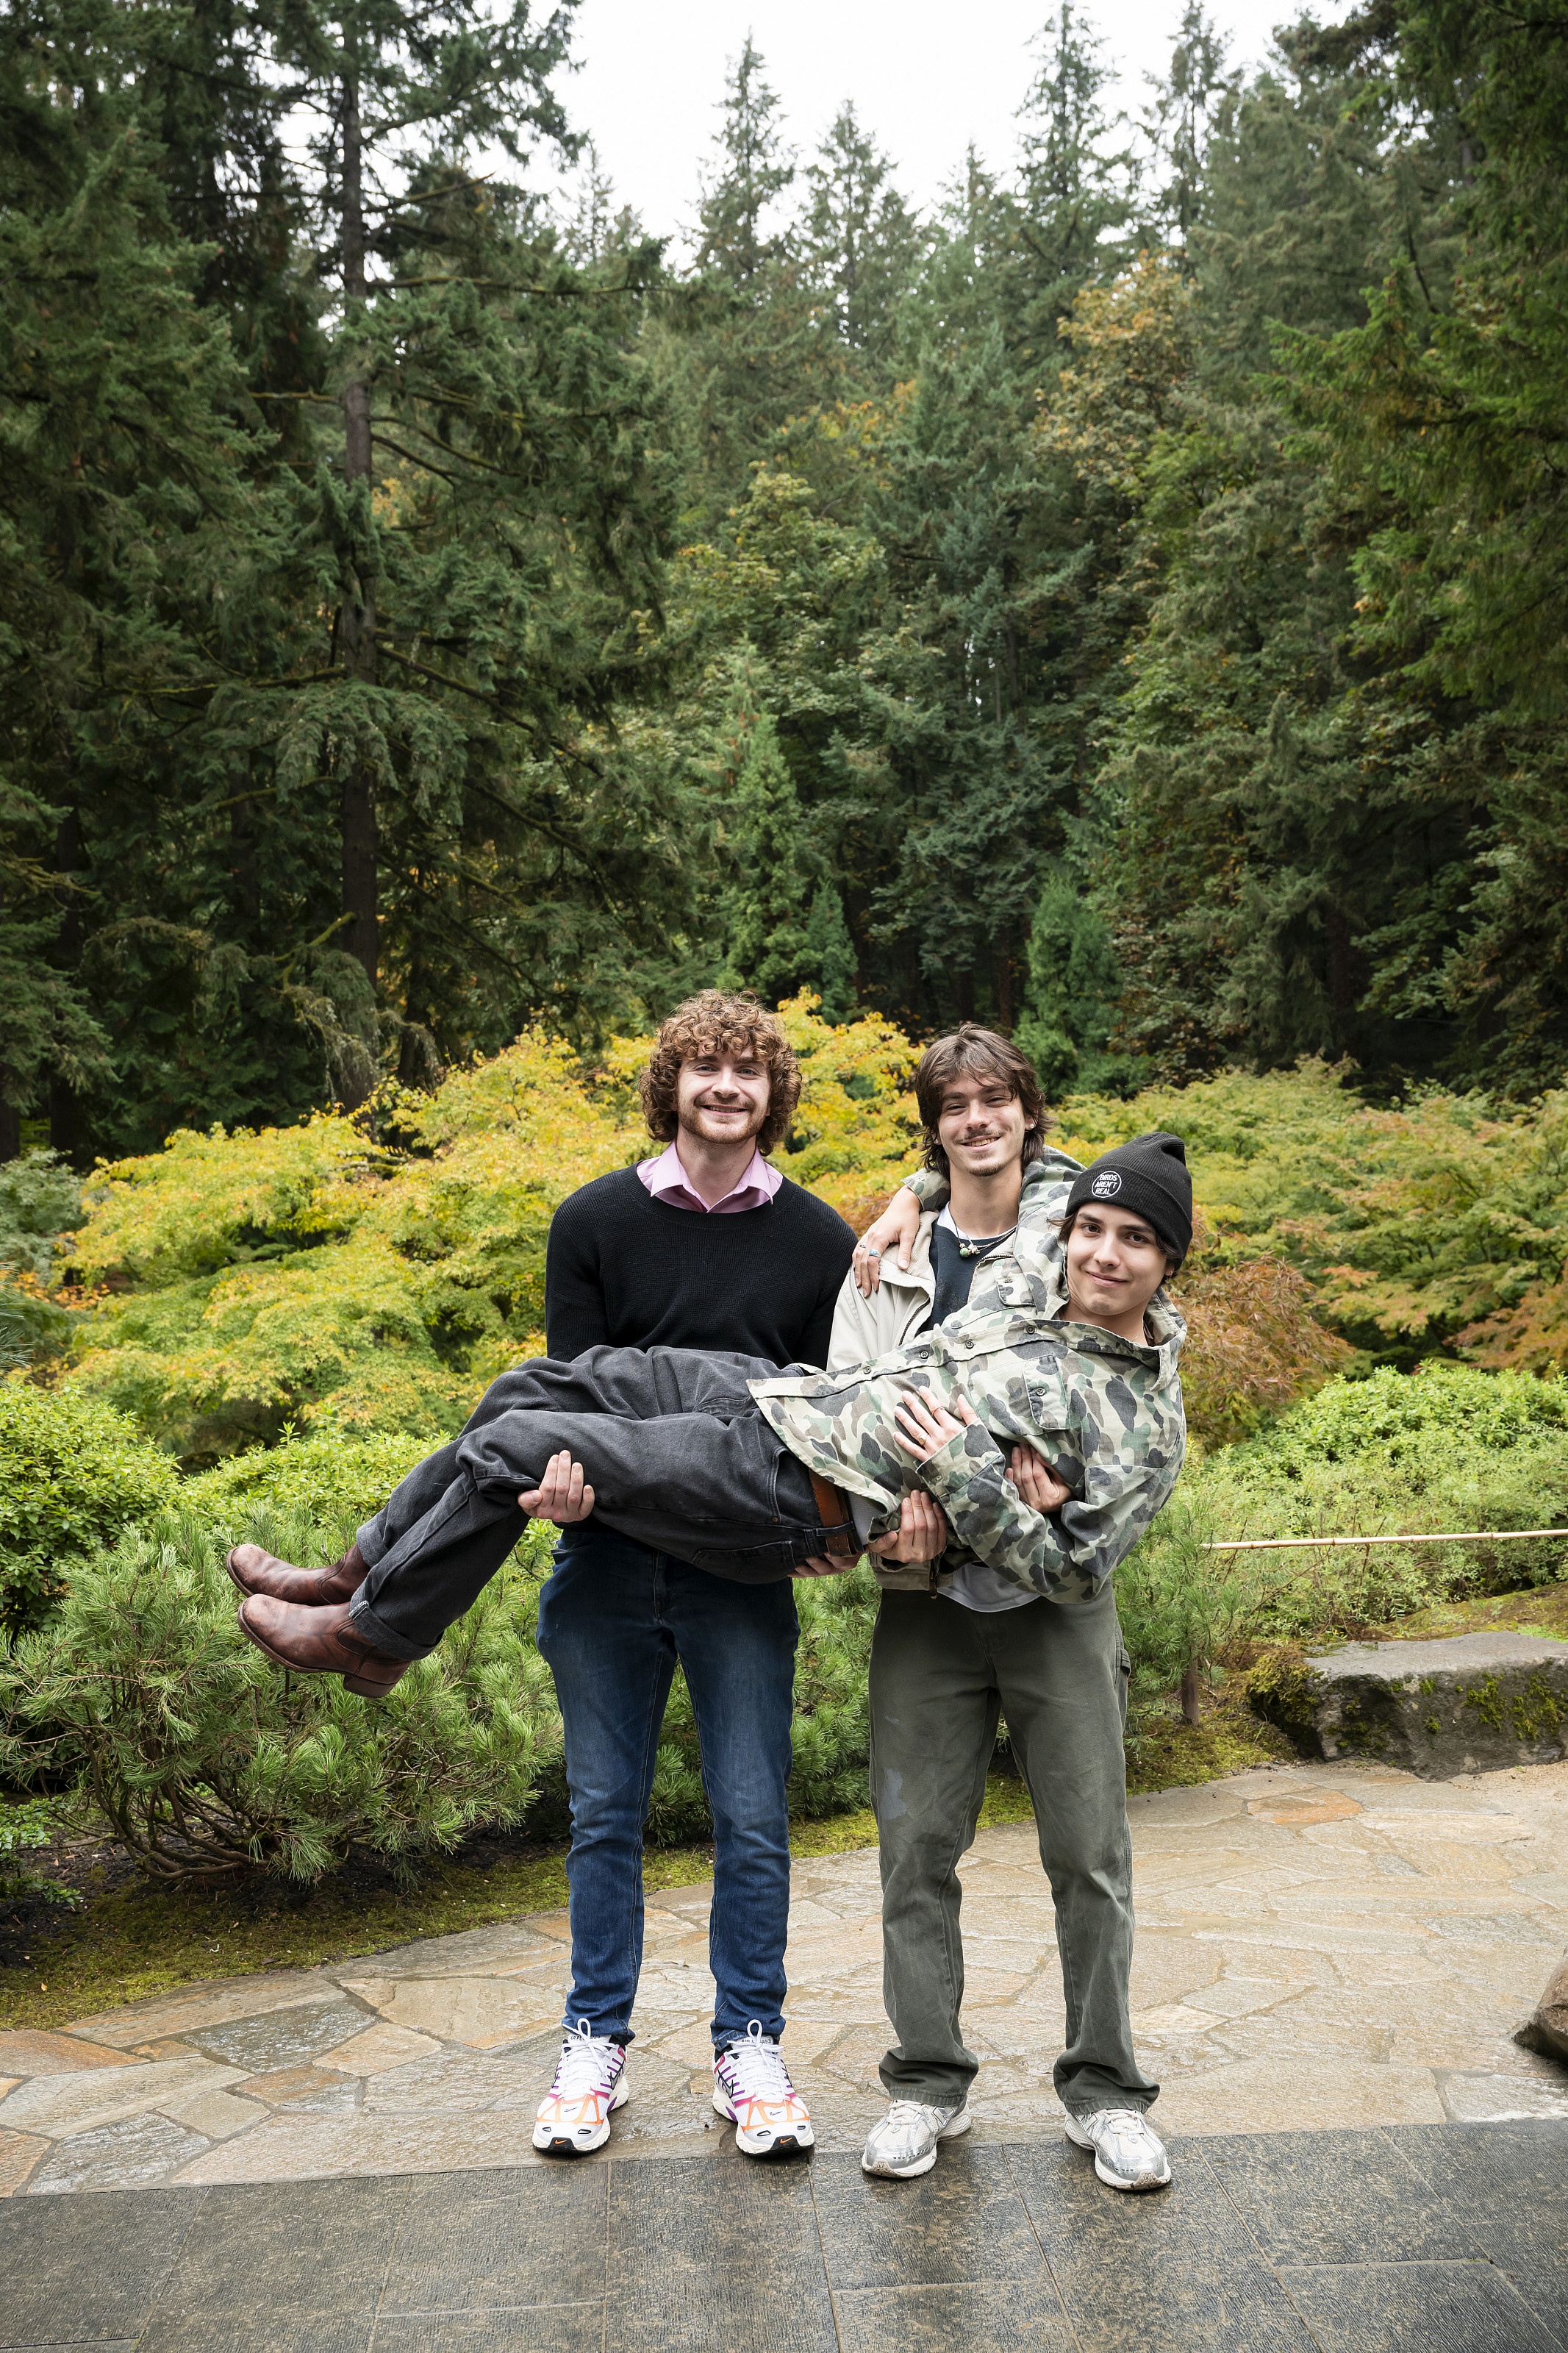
66;1001;934;1459
70;1018;1561;1464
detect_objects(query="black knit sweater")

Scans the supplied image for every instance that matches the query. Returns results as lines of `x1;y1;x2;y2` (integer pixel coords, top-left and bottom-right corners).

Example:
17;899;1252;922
544;1166;856;1368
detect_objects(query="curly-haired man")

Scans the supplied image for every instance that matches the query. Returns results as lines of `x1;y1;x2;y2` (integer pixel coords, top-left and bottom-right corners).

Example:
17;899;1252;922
229;993;856;2163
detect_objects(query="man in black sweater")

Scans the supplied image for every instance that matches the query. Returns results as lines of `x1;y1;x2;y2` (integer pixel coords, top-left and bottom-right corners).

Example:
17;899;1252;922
231;993;856;2164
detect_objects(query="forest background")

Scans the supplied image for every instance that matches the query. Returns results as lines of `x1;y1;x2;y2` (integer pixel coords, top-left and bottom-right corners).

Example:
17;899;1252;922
7;0;1568;1155
9;0;1568;1937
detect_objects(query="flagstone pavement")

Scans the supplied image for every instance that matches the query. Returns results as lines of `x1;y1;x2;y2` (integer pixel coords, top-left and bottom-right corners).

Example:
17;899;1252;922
3;1754;1566;2199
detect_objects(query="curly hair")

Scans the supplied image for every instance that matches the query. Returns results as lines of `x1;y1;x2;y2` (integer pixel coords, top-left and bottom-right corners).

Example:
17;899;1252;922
914;1026;1048;1177
637;991;802;1156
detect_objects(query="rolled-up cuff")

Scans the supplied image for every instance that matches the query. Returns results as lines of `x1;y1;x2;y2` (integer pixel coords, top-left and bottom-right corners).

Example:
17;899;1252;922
348;1592;435;1663
357;1516;388;1569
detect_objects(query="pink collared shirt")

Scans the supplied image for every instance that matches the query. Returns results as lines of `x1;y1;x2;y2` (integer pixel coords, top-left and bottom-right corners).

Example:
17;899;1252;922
636;1141;782;1214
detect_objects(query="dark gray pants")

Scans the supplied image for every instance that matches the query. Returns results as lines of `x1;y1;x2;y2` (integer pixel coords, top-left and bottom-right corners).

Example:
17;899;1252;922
349;1346;840;1661
870;1585;1157;2121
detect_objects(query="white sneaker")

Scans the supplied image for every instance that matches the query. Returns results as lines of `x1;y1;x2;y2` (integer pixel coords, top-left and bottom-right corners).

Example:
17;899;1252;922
531;2021;629;2154
712;2021;815;2155
1064;2106;1171;2190
860;2096;972;2179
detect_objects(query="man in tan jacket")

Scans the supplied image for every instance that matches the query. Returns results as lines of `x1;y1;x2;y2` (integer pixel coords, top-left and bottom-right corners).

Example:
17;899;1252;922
833;1025;1186;2197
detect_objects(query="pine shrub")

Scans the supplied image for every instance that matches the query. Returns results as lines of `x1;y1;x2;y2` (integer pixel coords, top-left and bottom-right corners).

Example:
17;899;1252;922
0;1379;179;1643
0;1498;560;1881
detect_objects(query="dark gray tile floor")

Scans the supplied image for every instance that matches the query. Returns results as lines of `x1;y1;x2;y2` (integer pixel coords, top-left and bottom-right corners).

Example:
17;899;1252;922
2;2124;1564;2352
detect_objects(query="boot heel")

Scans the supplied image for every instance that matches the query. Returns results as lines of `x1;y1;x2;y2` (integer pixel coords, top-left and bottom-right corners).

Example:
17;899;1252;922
343;1666;407;1698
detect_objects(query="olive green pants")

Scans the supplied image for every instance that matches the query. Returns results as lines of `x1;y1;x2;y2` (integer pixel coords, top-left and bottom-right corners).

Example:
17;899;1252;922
869;1585;1158;2120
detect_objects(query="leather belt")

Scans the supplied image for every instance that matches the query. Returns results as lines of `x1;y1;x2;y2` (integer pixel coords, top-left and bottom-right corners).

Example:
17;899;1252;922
808;1470;861;1560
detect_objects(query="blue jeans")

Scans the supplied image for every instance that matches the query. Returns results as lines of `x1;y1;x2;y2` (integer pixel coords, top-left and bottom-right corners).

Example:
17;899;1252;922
534;1523;799;2049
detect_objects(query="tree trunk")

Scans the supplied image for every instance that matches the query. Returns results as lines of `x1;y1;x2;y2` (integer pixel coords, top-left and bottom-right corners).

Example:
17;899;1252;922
0;1097;20;1163
339;61;379;1007
1180;1661;1203;1726
995;925;1014;1031
49;808;84;1163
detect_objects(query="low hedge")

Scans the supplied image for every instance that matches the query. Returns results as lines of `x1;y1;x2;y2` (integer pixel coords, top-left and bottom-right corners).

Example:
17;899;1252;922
0;1496;561;1881
0;1398;881;1874
0;1379;180;1643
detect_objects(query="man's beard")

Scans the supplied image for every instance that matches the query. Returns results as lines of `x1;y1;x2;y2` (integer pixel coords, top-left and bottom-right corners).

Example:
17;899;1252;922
679;1101;767;1147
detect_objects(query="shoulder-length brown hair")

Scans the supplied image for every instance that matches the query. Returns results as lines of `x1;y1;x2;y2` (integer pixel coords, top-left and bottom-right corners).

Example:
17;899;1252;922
637;991;802;1157
914;1026;1048;1177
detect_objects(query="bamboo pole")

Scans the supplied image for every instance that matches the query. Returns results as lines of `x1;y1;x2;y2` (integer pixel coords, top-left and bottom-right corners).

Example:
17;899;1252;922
1203;1528;1568;1552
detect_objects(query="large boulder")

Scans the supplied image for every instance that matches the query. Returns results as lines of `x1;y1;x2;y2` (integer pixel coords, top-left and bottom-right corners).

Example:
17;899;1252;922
1250;1630;1568;1779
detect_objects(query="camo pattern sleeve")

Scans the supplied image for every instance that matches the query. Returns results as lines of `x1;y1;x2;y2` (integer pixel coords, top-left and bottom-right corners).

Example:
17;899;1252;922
901;1166;948;1209
916;1405;1183;1603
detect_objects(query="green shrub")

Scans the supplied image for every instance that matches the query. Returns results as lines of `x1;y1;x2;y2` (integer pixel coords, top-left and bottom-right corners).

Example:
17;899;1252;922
185;1424;451;1552
0;1151;83;1285
0;1378;179;1644
0;1152;92;1375
1234;1362;1568;1472
1117;1364;1568;1729
0;1498;561;1881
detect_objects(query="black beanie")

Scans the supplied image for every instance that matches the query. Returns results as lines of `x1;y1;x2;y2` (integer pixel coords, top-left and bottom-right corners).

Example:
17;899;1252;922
1064;1132;1192;1263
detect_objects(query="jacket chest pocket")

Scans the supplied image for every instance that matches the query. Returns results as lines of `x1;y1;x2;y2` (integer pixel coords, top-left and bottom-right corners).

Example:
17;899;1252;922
1024;1373;1071;1439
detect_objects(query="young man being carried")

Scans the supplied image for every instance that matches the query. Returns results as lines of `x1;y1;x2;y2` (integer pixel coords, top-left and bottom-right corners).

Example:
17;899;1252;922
230;993;864;2163
840;1029;1189;2193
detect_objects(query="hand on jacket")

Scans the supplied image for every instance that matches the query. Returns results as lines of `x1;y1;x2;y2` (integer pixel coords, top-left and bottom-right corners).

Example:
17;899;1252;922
518;1449;595;1524
867;1489;950;1563
892;1393;1071;1518
852;1185;923;1294
1008;1444;1071;1513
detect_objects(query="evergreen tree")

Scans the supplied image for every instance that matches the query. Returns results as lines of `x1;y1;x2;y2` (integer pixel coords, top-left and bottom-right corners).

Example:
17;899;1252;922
0;9;302;1155
693;35;795;287
656;39;831;531
717;681;813;1004
1015;869;1129;1096
799;103;923;364
857;324;1075;1026
558;144;643;265
1139;4;1235;262
1013;1;1139;363
255;0;579;1015
803;883;858;1024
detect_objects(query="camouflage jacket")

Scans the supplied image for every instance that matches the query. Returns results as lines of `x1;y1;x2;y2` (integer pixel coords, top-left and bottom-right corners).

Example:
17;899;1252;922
751;1246;1187;1606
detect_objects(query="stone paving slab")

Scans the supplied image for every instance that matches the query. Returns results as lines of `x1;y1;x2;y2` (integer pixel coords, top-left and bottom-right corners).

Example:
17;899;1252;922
1;1757;1565;2196
2;2125;1567;2351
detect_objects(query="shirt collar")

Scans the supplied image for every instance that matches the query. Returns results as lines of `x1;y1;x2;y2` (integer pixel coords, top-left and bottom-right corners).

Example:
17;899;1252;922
637;1141;781;1213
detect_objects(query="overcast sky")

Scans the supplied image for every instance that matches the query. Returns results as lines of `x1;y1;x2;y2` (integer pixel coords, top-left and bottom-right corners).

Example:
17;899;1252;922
535;1;1355;249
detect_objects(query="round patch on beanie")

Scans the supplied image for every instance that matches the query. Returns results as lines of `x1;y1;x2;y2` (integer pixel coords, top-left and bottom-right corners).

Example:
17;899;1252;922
1089;1170;1123;1199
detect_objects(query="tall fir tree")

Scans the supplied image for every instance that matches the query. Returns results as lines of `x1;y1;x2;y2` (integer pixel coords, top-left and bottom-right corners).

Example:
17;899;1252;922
1139;4;1235;263
799;103;923;366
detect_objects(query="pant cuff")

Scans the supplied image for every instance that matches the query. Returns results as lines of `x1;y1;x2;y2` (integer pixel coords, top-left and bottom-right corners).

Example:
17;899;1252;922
356;1518;387;1569
349;1593;435;1663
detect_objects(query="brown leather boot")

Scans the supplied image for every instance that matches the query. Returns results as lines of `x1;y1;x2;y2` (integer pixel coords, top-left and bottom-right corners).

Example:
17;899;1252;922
226;1540;368;1607
237;1594;409;1698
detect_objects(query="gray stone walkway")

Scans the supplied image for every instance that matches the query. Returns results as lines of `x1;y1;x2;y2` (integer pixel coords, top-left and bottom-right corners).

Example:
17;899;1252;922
3;1756;1565;2195
1;2121;1566;2351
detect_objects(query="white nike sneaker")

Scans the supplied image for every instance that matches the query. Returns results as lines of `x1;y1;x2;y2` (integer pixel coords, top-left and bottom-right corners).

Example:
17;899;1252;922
1064;2106;1172;2190
860;2096;973;2179
531;2021;629;2155
712;2021;815;2155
